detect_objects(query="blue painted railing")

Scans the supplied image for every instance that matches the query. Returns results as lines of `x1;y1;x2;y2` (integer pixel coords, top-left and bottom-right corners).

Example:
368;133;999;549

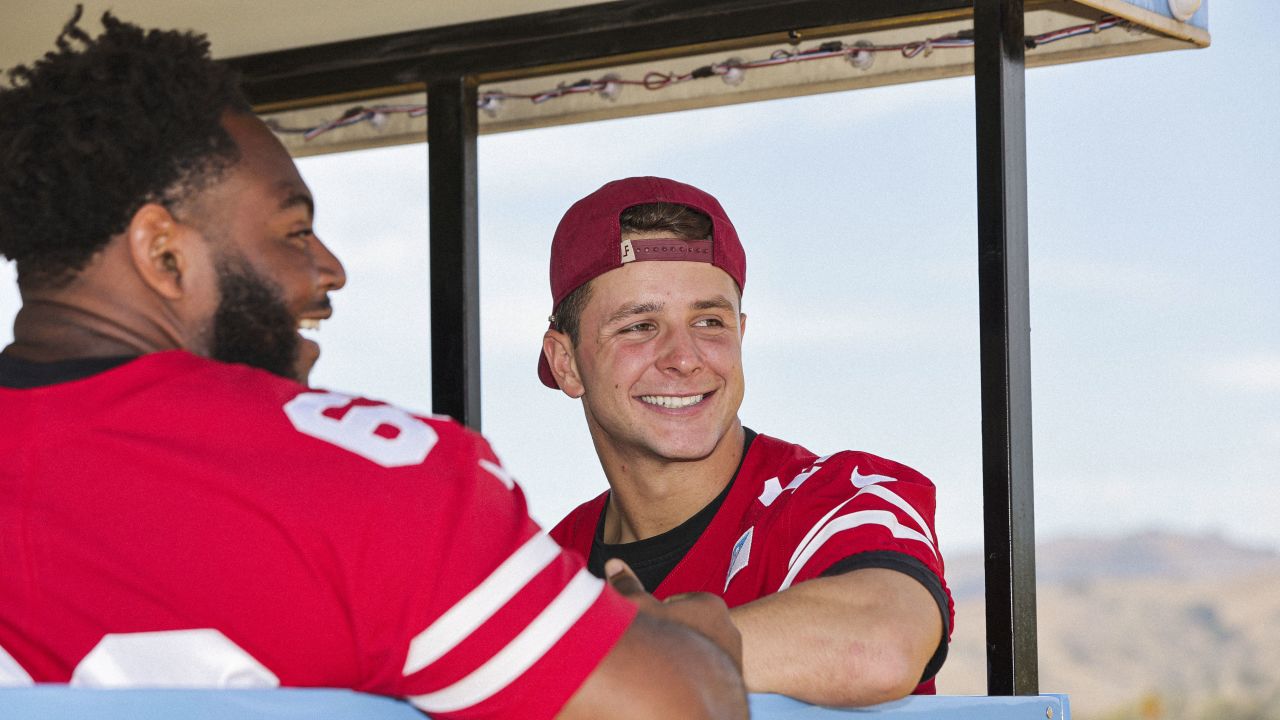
0;687;1070;719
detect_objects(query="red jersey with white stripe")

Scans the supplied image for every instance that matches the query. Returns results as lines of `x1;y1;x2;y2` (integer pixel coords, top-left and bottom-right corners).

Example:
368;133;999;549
0;351;636;720
550;432;952;692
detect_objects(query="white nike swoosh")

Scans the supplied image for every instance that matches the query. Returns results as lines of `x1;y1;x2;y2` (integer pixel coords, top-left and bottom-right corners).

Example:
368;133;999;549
850;466;897;488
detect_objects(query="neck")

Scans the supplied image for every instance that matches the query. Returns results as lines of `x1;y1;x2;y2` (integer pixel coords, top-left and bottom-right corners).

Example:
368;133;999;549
596;420;745;543
6;273;186;363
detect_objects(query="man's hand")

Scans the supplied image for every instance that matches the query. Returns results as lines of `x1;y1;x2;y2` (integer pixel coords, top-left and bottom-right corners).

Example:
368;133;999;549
556;558;747;720
604;559;744;671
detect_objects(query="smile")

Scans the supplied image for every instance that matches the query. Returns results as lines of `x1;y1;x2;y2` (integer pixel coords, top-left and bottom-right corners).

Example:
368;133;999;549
638;393;706;409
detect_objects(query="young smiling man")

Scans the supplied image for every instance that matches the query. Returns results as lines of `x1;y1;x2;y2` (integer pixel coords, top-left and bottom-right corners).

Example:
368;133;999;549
0;14;748;720
541;177;954;707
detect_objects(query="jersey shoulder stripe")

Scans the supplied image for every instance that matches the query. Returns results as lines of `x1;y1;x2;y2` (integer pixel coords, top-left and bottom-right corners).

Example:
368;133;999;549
407;569;605;714
403;533;563;676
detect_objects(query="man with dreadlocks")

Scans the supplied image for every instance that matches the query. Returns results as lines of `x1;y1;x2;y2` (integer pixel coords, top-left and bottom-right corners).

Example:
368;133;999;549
0;10;747;720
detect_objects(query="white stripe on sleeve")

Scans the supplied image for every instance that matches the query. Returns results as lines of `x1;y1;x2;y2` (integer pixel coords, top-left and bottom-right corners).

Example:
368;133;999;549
779;510;938;591
403;533;562;676
788;484;936;572
478;459;516;490
407;568;605;714
787;497;855;570
855;484;936;547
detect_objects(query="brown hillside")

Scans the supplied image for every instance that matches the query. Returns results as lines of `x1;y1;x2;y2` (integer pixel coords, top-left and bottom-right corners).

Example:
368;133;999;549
937;532;1280;719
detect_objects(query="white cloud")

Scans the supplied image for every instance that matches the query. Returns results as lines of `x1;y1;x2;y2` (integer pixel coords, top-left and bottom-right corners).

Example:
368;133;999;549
1263;423;1280;448
1201;354;1280;393
1032;256;1180;303
747;302;970;350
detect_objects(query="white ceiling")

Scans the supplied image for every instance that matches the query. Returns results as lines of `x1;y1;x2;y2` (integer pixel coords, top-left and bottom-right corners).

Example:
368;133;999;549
1;0;599;70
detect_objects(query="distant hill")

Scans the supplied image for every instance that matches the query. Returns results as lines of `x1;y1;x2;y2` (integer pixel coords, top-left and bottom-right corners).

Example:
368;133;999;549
936;531;1280;720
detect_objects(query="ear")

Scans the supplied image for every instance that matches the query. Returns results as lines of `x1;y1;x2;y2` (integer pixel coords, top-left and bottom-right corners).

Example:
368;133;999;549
739;312;747;340
125;203;195;300
543;329;585;398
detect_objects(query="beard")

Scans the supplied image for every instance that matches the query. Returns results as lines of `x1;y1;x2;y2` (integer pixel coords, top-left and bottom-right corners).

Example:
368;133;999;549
210;255;301;381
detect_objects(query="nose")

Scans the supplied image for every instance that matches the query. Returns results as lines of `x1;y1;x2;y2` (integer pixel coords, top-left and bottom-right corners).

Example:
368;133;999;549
311;234;347;292
656;325;702;376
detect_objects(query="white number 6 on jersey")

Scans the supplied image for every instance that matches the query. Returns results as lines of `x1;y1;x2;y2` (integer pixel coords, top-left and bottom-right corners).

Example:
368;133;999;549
284;392;437;468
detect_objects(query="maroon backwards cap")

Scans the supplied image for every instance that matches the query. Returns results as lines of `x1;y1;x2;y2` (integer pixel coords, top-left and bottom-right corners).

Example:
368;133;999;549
538;176;747;389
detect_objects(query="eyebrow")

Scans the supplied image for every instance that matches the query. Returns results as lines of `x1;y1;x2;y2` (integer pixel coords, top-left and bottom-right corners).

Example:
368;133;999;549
276;183;314;217
602;296;736;327
693;296;737;312
604;301;663;327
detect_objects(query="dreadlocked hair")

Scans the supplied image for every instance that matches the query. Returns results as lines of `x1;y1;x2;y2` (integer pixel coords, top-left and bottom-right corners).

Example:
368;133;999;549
0;6;251;287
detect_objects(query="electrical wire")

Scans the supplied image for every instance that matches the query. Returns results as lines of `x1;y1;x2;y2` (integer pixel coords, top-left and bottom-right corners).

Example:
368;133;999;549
269;15;1127;140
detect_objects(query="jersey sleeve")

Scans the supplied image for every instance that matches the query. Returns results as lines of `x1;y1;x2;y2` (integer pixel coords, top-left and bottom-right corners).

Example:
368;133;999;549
759;451;953;687
759;451;952;645
347;419;637;720
764;452;945;591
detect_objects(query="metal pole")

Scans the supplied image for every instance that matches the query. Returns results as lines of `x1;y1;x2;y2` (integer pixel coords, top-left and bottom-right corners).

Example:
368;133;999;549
973;0;1038;696
427;76;482;429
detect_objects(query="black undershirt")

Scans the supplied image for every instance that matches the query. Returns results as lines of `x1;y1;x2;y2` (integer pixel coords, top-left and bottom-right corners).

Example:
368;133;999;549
584;426;950;682
586;428;757;592
0;353;137;388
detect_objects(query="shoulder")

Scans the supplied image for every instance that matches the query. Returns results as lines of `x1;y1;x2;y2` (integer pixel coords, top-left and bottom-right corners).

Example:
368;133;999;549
805;448;935;489
156;352;484;458
739;435;945;592
746;434;934;495
128;352;503;513
742;435;939;537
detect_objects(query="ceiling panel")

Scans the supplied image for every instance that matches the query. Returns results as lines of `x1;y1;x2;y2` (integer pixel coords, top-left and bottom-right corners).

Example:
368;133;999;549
0;0;596;71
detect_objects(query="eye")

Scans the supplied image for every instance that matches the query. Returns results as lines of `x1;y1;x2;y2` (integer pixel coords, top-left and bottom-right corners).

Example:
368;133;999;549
619;321;657;334
285;228;315;248
694;317;725;328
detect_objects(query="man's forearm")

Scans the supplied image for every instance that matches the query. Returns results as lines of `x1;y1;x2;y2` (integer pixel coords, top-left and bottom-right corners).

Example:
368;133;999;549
730;568;943;707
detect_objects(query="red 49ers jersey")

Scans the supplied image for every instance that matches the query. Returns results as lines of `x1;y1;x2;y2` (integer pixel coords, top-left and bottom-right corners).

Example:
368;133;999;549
551;432;952;692
0;351;636;720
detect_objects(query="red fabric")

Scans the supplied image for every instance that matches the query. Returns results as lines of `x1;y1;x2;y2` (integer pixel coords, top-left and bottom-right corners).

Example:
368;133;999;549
550;432;952;694
0;351;634;720
626;238;713;262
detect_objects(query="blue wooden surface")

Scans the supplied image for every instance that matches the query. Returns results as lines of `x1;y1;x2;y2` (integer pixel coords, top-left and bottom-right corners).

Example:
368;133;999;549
0;687;1069;719
749;693;1069;719
0;687;419;720
1114;0;1208;28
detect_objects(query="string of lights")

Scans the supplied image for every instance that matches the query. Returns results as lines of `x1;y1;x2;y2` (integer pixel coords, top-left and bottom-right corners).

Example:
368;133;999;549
268;15;1125;141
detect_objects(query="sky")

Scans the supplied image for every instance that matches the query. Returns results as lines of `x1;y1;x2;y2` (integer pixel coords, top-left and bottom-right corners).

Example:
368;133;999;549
2;3;1276;556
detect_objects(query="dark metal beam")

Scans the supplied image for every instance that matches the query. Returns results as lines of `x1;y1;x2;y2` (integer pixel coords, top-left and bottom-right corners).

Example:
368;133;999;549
427;76;482;430
974;0;1038;696
228;0;969;108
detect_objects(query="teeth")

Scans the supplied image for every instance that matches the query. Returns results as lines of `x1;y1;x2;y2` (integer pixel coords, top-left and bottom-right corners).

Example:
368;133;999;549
639;394;704;409
298;318;320;331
